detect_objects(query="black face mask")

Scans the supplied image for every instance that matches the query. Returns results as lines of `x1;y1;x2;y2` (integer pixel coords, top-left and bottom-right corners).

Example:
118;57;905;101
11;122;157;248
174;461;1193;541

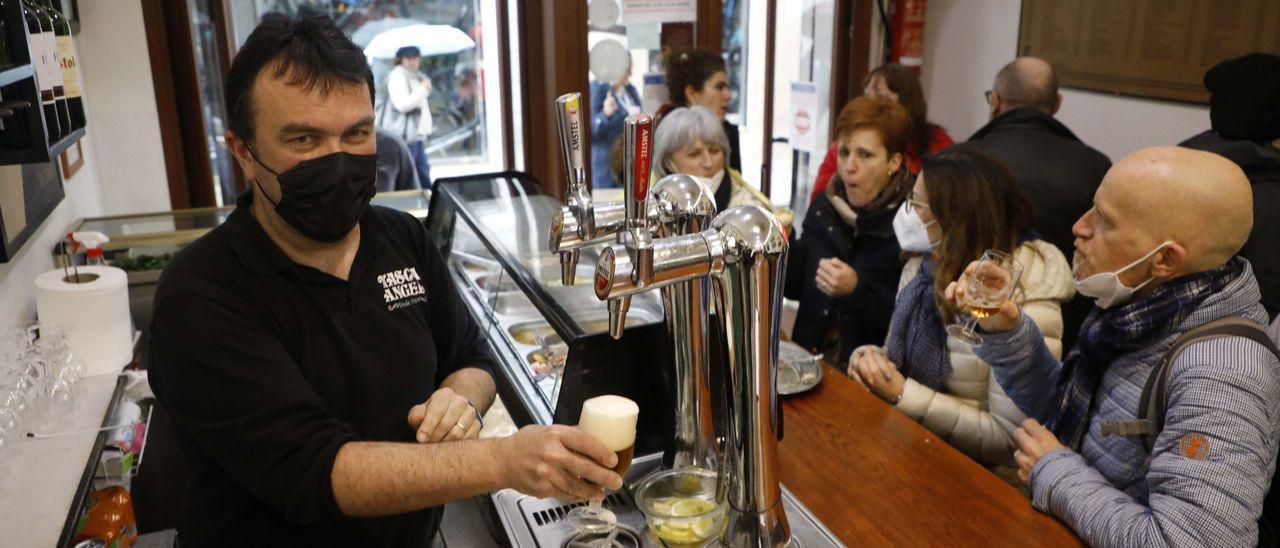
248;148;378;243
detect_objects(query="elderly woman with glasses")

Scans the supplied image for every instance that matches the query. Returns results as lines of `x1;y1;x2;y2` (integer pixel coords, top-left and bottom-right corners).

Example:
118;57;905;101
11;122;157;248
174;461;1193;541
652;106;771;212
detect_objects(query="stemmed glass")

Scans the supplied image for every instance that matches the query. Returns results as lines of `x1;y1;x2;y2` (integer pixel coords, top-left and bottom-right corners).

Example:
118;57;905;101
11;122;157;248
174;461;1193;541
567;395;639;547
33;326;82;431
947;250;1024;345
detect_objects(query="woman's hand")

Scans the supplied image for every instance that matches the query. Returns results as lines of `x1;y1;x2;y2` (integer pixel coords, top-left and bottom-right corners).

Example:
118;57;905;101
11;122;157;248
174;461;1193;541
852;349;905;404
816;258;858;297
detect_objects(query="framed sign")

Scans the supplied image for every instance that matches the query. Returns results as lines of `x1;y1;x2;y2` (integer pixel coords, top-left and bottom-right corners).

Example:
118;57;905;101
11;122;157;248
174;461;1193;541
0;162;65;262
1018;0;1280;103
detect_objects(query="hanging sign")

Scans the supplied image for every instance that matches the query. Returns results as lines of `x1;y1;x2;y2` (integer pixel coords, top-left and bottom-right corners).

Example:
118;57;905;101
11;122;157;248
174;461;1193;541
622;0;697;24
790;81;817;154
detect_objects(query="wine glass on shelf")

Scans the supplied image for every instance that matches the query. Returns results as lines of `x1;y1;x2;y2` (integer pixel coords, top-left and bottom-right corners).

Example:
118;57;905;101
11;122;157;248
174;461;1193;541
947;250;1024;345
566;395;639;547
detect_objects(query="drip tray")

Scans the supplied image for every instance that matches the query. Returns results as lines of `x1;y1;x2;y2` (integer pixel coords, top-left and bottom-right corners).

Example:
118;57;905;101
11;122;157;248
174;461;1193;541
492;453;845;547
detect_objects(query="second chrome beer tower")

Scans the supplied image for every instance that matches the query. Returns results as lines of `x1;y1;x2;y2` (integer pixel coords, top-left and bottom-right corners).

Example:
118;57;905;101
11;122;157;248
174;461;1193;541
547;92;794;547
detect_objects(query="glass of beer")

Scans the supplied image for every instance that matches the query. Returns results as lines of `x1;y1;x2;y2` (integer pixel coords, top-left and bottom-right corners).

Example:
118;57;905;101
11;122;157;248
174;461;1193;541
567;395;639;540
947;250;1024;345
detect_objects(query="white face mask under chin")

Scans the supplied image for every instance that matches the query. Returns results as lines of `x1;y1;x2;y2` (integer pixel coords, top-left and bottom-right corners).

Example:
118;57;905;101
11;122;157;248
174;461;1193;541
1072;242;1171;309
892;203;938;253
690;170;726;194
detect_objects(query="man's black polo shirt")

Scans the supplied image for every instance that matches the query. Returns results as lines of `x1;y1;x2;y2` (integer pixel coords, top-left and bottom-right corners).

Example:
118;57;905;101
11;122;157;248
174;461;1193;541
148;192;494;547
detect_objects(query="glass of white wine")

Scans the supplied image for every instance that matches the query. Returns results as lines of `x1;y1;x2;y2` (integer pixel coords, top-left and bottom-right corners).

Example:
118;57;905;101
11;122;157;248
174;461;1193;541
947;250;1024;345
566;395;639;547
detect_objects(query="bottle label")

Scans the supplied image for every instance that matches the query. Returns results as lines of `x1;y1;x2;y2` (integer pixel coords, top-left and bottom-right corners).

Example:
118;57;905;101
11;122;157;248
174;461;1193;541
43;32;64;92
33;31;55;103
56;36;79;98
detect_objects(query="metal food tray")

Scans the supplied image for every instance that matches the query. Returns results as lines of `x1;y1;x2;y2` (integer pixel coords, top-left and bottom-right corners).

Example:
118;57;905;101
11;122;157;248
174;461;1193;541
450;251;662;403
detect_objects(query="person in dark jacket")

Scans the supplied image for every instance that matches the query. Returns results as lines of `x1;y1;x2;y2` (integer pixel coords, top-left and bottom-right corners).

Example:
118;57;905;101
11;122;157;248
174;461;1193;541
589;60;641;189
1179;52;1280;320
952;57;1111;351
785;96;912;363
374;128;420;192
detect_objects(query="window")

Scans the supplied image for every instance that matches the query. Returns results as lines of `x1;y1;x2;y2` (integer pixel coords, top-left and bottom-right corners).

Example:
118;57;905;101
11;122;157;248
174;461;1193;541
225;0;509;180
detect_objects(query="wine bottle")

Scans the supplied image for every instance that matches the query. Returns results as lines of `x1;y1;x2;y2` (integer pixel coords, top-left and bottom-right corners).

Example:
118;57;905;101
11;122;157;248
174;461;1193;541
26;0;69;139
41;0;80;129
20;0;58;142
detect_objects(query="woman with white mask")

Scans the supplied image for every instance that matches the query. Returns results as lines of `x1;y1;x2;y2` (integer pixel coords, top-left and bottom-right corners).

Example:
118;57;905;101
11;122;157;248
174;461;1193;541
849;149;1074;485
652;106;771;212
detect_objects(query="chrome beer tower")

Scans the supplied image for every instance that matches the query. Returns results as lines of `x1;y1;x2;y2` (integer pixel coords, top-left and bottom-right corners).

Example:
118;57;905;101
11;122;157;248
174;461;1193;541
593;155;794;545
546;94;718;469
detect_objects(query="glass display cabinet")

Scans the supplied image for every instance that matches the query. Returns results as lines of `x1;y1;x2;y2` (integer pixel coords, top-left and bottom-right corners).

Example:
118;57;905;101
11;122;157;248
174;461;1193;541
426;171;676;456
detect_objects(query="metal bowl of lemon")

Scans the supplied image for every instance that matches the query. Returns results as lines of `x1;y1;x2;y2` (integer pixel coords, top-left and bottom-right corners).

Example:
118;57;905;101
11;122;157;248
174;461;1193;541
632;467;726;546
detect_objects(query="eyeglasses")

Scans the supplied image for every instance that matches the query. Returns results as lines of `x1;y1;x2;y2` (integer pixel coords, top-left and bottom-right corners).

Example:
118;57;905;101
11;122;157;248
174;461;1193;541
906;197;930;213
984;90;994;105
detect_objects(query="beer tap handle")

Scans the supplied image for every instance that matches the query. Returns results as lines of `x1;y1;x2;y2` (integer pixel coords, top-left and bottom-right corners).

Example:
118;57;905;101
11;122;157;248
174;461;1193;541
622;114;654;235
555;93;589;203
554;93;589;285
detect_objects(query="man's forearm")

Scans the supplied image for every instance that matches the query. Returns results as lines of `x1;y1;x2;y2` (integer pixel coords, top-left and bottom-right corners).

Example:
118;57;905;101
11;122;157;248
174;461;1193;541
331;437;504;517
440;367;496;414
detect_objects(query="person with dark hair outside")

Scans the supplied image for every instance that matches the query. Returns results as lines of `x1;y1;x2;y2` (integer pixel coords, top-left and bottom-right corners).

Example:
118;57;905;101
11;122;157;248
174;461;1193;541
657;49;741;173
848;149;1073;484
785;96;913;364
377;45;434;187
148;16;623;546
812;63;954;200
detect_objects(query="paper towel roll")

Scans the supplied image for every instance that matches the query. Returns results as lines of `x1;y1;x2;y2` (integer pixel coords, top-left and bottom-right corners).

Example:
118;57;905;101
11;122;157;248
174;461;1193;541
35;265;133;377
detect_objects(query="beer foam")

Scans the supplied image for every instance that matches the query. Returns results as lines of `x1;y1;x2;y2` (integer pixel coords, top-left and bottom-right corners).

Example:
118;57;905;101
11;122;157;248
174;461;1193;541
578;395;639;451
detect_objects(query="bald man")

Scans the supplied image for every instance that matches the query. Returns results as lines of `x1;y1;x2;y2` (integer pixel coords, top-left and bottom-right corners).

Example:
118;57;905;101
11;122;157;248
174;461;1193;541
953;57;1111;351
948;147;1280;546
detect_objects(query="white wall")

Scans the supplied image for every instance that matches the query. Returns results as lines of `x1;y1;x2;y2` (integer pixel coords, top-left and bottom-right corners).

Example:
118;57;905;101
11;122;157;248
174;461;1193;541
1;0;168;333
920;0;1210;161
76;0;171;215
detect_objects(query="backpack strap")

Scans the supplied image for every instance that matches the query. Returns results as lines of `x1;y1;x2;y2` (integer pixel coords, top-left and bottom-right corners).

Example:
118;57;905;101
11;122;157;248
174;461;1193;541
1100;317;1280;452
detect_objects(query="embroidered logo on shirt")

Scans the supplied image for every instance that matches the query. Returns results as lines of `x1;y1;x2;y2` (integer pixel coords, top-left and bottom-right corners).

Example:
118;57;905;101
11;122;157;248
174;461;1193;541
378;267;427;311
1179;433;1209;461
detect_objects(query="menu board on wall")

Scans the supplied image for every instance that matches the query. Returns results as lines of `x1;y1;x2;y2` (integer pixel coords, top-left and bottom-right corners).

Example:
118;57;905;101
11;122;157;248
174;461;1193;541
1018;0;1280;103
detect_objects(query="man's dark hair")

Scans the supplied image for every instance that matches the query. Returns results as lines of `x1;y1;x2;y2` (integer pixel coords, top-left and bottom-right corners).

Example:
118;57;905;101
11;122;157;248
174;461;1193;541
224;14;375;143
993;58;1059;114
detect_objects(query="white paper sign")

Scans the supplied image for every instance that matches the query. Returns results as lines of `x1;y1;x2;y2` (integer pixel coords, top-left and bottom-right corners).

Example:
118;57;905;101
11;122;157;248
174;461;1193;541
622;0;697;24
642;73;668;114
790;81;818;154
625;22;662;50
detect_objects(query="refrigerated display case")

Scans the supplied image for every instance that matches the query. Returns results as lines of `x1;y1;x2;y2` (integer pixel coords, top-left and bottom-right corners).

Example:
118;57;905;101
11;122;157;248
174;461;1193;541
426;171;677;456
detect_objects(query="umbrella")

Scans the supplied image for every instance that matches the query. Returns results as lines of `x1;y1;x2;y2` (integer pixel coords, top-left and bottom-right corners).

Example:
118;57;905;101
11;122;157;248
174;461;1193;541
350;17;417;48
362;24;476;60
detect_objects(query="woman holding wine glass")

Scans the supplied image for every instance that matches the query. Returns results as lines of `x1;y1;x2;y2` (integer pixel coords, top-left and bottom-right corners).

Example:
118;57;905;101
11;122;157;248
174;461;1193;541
847;149;1074;483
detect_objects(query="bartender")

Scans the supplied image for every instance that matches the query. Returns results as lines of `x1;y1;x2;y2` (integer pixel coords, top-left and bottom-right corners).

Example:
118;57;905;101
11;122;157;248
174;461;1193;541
147;15;622;547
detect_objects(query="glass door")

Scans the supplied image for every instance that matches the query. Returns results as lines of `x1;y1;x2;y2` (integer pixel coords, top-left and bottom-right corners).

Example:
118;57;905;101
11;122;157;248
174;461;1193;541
735;0;836;218
220;0;512;182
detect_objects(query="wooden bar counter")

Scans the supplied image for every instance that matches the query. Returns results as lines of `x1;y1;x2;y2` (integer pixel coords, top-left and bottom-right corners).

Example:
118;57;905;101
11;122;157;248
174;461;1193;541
778;364;1083;546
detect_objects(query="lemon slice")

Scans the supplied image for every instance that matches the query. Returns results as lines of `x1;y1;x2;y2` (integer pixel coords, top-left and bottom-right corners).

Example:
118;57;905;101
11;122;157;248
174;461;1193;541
669;498;715;517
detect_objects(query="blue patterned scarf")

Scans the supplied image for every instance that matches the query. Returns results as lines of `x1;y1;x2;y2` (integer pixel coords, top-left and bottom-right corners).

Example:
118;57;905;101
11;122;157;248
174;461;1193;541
1050;258;1245;449
886;256;952;391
